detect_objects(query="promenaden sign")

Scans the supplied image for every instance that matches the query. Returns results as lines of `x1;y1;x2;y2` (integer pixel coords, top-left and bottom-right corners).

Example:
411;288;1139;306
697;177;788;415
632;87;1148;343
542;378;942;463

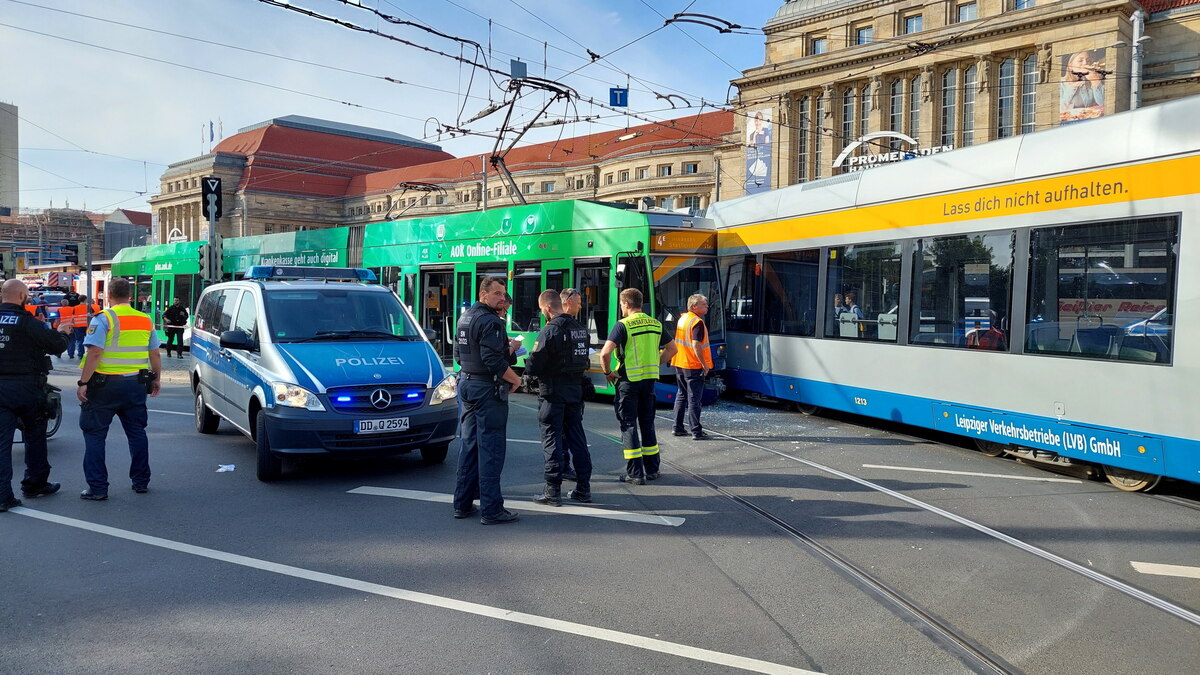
833;131;952;172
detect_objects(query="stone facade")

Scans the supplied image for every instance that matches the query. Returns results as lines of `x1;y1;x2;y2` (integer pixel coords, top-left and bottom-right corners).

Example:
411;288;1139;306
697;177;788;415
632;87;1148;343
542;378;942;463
719;0;1200;196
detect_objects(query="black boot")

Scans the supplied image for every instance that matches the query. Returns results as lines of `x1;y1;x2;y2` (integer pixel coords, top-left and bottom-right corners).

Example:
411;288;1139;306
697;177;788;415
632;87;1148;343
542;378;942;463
531;483;562;506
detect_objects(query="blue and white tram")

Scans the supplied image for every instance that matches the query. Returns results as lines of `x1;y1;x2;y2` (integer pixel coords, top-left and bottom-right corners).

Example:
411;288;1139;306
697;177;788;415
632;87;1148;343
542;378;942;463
710;96;1200;492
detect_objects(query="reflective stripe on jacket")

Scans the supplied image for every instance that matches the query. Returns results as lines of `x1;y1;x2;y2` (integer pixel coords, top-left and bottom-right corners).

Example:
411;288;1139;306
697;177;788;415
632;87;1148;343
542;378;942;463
670;311;712;370
56;304;76;329
617;312;662;382
73;304;95;328
91;305;152;375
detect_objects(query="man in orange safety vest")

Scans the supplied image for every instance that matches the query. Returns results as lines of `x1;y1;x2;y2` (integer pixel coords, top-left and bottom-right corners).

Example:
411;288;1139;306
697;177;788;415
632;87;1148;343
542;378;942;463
669;293;713;441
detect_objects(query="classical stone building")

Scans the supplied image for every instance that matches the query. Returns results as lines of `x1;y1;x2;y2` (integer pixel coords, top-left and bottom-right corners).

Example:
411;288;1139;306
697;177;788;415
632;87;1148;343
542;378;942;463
719;0;1200;197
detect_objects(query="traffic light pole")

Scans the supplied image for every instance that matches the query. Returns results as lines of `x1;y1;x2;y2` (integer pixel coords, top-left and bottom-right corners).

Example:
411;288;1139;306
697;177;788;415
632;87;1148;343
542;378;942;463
85;234;93;302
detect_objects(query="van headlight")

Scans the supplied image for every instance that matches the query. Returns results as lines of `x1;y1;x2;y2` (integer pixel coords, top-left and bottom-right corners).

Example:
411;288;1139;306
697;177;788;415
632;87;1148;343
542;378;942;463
270;382;325;411
429;374;457;405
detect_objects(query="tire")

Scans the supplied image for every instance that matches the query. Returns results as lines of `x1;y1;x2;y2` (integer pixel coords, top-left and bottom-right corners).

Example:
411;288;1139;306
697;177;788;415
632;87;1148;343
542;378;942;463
420;443;450;465
793;402;821;416
255;413;283;482
1104;466;1161;492
45;398;62;439
974;439;1008;457
195;388;220;434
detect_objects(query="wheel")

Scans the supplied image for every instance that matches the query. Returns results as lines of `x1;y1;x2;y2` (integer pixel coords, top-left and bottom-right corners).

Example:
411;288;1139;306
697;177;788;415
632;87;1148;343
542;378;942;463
45;398;62;439
255;413;282;482
793;401;820;416
974;439;1008;457
194;388;220;434
1104;466;1161;492
420;443;450;465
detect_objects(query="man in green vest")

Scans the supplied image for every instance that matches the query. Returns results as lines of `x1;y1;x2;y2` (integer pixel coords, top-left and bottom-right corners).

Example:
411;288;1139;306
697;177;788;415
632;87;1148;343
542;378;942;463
76;277;162;500
599;288;676;485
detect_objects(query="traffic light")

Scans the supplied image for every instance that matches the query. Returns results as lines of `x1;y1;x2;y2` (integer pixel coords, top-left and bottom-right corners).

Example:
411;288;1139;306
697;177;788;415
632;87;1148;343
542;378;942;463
198;242;209;281
63;243;79;264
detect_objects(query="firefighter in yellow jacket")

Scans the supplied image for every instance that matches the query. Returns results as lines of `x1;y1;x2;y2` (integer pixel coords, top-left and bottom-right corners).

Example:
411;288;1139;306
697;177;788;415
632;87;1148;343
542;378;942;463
670;293;713;440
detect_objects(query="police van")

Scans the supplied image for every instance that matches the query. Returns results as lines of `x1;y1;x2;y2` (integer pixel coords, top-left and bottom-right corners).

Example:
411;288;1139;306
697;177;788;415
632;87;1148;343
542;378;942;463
190;266;458;481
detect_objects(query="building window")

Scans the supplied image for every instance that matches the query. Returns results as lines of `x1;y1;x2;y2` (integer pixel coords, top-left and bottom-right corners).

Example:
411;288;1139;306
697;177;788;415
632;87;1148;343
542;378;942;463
814;95;825;178
619;170;629;182
855;26;873;45
636;167;649;180
956;3;977;22
420;197;429;206
604;174;613;185
842;88;855;150
904;15;923;34
683;162;699;174
909;75;921;141
962;65;977;146
264;224;273;234
797;96;810;182
542;181;555;193
998;58;1016;138
575;177;585;189
436;195;445;205
683;195;701;211
889;79;904;150
859;84;870;139
658;165;672;177
494;187;502;198
1020;54;1037;135
1014;0;1034;9
940;69;957;146
811;37;828;55
523;183;534;193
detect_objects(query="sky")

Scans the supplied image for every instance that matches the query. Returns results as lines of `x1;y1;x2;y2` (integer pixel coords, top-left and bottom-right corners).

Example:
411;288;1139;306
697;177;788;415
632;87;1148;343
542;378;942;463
0;0;779;215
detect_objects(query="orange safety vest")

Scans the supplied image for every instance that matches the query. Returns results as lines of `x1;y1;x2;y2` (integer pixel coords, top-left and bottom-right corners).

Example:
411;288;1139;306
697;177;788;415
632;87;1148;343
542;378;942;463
670;311;713;370
74;304;98;328
23;304;38;316
57;304;77;329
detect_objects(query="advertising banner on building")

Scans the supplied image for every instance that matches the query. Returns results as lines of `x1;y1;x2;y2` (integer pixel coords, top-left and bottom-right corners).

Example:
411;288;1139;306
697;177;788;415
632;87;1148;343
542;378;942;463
745;108;773;195
1060;48;1107;125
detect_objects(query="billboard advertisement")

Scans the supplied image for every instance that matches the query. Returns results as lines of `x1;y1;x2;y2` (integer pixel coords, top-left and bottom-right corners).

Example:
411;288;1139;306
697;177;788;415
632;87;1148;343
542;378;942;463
1060;48;1107;125
745;108;773;195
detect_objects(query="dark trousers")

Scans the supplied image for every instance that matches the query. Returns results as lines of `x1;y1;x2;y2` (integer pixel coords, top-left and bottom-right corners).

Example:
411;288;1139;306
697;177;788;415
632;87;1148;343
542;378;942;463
453;377;509;519
69;327;86;358
80;375;150;495
538;394;591;493
613;378;659;479
164;327;186;356
672;367;705;435
0;377;52;500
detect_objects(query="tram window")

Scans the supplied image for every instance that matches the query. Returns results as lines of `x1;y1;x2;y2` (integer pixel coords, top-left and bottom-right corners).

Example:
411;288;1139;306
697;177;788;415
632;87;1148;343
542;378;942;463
720;255;756;333
910;232;1013;350
403;273;417;314
653;256;722;341
1027;217;1177;363
761;250;819;337
175;275;194;312
616;256;651;307
511;264;542;332
825;242;902;341
577;266;611;347
135;276;153;314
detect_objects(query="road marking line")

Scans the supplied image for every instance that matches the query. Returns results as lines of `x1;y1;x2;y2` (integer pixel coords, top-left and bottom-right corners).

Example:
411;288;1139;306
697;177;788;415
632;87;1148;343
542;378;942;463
348;487;685;526
11;508;800;674
150;409;192;416
861;464;1081;484
1132;561;1200;580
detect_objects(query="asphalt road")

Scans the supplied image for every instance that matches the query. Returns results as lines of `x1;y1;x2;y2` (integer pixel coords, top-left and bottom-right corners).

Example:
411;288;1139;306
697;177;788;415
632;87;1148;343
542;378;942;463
2;364;1198;674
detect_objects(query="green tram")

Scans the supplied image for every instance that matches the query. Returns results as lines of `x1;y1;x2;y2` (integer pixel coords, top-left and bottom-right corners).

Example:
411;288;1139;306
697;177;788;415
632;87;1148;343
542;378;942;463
108;200;724;398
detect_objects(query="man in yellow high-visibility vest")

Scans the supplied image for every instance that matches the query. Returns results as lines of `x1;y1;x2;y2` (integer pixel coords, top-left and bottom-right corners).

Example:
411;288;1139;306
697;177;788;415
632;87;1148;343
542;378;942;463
670;293;714;441
599;288;676;485
76;278;162;501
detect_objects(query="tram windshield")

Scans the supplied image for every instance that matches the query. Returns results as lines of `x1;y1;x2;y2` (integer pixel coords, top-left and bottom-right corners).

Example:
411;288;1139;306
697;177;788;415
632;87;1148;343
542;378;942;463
652;256;723;342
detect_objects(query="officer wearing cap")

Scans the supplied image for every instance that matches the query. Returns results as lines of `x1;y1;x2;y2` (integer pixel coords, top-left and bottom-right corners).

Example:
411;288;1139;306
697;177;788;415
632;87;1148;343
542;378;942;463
452;276;522;525
0;279;70;512
525;290;592;506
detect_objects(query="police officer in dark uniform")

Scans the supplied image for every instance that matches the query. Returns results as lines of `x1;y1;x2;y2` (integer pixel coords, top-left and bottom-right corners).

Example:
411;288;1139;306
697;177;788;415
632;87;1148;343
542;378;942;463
525;290;593;506
0;279;69;512
452;276;522;525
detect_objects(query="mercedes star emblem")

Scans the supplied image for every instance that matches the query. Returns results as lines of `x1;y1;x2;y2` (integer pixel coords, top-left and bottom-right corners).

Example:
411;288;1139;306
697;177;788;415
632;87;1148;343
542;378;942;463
370;389;392;409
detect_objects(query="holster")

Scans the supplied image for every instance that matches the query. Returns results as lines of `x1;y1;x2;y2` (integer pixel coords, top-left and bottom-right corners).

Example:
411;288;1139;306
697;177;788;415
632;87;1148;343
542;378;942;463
137;369;156;394
88;373;108;391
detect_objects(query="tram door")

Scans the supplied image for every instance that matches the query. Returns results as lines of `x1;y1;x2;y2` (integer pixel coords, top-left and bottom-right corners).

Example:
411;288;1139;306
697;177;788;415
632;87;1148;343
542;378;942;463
574;260;611;349
152;277;172;330
419;268;454;365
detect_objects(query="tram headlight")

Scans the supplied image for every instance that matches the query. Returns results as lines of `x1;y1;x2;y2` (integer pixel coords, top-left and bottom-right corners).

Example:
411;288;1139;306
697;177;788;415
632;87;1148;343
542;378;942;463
270;382;325;411
429;373;458;405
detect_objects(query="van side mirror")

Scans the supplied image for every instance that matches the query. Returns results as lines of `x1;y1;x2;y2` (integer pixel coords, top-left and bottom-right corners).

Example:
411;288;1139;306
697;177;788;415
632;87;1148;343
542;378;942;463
220;330;252;350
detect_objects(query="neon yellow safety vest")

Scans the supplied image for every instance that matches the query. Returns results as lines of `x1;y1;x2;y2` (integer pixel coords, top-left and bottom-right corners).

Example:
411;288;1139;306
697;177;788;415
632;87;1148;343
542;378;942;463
617;312;663;382
82;305;153;375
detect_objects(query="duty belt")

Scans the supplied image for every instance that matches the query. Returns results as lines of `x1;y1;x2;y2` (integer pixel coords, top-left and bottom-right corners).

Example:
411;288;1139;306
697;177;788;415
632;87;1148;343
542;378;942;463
458;371;497;381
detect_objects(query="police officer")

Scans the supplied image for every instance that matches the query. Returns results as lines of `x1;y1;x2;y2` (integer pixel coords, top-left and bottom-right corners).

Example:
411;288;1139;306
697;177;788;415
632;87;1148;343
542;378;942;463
452;276;522;525
525;290;592;505
163;296;189;359
599;288;676;485
670;293;714;440
0;279;69;512
77;277;162;501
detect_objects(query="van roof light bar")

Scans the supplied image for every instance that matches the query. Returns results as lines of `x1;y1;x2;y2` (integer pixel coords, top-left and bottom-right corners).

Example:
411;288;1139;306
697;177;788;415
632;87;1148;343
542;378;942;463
244;266;377;282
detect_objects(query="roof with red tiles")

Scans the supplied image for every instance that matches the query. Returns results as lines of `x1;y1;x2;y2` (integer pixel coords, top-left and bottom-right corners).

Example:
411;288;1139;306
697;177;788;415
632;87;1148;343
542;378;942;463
119;209;151;227
1141;0;1200;11
346;110;735;198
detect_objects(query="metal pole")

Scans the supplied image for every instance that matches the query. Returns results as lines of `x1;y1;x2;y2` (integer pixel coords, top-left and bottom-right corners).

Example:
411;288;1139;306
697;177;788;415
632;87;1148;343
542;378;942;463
1130;10;1146;110
714;155;721;202
480;154;488;211
85;234;93;302
207;210;217;284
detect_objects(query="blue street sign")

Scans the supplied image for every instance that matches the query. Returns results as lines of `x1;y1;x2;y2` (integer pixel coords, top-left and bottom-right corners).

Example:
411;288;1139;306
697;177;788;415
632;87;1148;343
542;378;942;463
610;88;628;107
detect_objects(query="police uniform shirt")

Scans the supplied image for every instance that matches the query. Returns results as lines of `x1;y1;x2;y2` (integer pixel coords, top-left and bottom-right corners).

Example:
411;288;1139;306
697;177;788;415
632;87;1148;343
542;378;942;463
455;302;510;378
83;308;163;352
163;305;189;327
0;303;69;375
525;314;589;380
605;319;672;379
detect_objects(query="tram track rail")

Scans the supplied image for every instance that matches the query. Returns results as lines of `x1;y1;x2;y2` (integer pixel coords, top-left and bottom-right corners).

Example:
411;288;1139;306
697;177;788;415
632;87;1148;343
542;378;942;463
661;418;1200;631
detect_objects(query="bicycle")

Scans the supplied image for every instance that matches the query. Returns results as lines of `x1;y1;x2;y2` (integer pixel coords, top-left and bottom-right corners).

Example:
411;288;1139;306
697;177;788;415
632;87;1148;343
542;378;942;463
14;384;63;442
